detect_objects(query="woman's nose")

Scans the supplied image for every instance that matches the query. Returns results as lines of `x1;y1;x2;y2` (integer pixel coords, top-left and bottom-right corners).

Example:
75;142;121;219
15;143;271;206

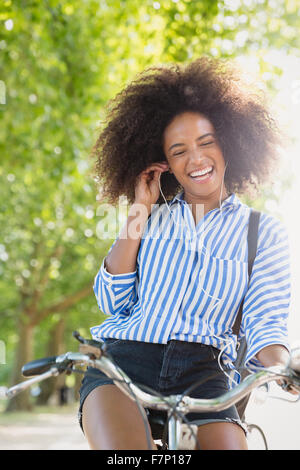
189;147;205;162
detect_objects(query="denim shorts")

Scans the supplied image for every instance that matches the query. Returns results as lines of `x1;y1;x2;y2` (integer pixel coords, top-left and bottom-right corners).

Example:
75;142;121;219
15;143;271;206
78;339;246;439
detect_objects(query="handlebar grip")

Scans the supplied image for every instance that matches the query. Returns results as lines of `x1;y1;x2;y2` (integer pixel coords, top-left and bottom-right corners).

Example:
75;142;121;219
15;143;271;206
22;356;59;377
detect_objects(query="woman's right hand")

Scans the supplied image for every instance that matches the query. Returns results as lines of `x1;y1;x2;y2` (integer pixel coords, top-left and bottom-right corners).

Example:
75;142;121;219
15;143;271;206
134;162;169;212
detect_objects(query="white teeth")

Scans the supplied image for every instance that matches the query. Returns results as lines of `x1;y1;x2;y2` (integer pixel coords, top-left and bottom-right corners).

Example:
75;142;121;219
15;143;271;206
190;166;213;177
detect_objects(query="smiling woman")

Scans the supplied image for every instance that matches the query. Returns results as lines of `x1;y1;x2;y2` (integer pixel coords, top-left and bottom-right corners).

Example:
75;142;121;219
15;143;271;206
80;57;294;450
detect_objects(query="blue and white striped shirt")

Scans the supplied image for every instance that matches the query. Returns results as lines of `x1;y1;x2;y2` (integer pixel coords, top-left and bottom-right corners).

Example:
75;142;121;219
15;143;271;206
91;191;291;372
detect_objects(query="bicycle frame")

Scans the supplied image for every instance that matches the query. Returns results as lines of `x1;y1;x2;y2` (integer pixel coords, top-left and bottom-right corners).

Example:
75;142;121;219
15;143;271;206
3;349;300;450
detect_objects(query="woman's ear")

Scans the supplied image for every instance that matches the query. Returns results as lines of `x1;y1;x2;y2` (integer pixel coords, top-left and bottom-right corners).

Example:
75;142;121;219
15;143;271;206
162;160;172;174
164;162;172;174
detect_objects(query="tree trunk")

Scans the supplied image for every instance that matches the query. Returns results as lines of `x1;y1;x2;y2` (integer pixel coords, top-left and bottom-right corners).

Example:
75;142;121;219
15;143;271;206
5;276;92;411
6;317;34;412
36;317;66;405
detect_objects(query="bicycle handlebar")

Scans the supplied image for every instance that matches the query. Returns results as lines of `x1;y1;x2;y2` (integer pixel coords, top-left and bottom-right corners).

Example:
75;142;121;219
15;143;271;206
3;334;300;414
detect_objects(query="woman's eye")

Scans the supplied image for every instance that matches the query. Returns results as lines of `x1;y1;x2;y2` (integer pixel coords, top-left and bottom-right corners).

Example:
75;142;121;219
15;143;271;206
174;151;185;156
173;141;214;156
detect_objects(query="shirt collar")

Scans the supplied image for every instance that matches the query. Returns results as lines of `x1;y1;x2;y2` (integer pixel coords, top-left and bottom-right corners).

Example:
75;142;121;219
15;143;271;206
168;190;184;206
168;190;241;208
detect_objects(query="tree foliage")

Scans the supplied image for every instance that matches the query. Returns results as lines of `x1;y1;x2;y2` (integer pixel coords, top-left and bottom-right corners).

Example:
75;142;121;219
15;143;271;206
0;0;299;409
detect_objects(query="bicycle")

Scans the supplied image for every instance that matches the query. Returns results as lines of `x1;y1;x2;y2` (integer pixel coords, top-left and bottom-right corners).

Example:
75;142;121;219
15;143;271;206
2;331;300;450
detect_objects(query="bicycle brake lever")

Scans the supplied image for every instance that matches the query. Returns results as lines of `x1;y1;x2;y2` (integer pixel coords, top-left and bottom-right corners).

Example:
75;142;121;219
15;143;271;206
72;331;85;344
73;331;103;359
78;343;102;359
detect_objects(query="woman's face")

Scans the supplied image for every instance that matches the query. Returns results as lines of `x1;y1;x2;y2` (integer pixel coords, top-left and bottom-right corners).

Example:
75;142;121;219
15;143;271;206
162;112;228;202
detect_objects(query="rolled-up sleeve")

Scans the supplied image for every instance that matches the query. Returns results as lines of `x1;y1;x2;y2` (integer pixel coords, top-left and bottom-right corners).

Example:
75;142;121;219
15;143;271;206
93;243;138;317
241;215;291;370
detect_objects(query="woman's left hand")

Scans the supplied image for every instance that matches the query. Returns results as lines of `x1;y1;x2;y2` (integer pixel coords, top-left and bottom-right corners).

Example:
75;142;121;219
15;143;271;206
256;345;300;396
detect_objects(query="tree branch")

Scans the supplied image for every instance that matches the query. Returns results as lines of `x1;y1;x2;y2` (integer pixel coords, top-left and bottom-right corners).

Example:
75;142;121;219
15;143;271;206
31;281;93;326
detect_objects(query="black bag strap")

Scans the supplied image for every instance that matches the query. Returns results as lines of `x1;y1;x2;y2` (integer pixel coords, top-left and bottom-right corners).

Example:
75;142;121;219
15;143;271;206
233;209;260;421
232;209;261;337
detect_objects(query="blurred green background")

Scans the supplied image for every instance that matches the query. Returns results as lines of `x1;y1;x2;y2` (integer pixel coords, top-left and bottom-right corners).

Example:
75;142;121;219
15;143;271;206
1;0;300;412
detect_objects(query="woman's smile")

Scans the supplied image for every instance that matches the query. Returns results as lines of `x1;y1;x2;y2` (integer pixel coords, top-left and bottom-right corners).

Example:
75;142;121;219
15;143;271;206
188;165;214;183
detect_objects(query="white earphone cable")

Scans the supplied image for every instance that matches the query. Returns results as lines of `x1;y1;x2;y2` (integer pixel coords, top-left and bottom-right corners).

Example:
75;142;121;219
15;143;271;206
158;162;239;386
158;162;229;302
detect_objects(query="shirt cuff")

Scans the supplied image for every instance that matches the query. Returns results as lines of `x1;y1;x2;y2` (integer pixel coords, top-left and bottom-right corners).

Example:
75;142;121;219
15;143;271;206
245;340;291;370
99;257;137;287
